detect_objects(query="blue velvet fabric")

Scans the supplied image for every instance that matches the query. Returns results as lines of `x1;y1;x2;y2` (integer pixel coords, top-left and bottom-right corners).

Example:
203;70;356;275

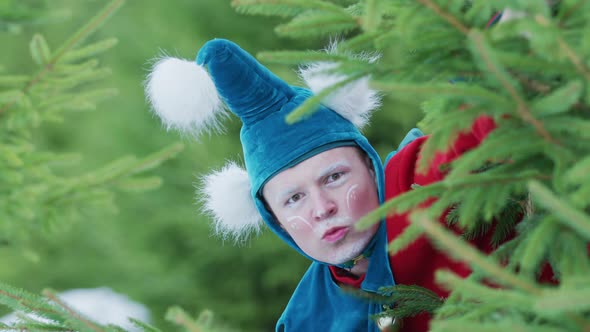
276;221;393;332
384;128;424;165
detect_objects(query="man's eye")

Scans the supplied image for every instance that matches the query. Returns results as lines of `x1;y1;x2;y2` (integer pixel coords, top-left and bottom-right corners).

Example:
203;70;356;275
287;193;303;205
327;172;343;183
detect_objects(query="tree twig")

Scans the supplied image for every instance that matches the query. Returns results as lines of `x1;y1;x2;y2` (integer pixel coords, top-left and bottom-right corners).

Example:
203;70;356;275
535;14;590;82
417;0;469;35
43;290;104;332
469;32;558;145
0;0;125;115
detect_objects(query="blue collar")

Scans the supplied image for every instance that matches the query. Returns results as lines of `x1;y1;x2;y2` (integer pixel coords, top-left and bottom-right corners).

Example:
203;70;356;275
276;221;395;332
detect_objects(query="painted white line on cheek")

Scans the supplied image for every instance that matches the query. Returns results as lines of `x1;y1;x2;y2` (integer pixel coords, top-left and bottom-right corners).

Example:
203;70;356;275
346;184;359;211
286;215;312;230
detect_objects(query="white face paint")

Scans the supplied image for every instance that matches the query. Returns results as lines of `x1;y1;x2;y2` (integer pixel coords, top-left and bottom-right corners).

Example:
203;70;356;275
263;147;380;265
346;184;359;211
286;216;311;231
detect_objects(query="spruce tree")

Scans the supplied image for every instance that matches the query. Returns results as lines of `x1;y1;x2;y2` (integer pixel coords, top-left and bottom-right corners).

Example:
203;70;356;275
0;1;200;330
232;0;590;331
0;0;182;251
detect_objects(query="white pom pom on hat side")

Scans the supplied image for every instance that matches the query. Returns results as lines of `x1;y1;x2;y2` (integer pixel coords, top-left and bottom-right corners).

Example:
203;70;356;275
198;161;263;242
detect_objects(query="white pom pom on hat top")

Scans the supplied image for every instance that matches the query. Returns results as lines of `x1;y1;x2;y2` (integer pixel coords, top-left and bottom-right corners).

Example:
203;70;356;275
145;57;226;137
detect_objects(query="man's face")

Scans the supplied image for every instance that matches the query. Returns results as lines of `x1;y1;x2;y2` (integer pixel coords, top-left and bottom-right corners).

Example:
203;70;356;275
262;146;380;265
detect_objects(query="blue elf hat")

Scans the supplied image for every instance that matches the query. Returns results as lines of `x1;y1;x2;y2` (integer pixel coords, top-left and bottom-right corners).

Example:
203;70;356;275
146;39;383;259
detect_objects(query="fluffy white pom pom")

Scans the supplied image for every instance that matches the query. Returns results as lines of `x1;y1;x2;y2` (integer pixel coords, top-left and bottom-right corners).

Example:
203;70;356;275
299;43;381;129
145;57;225;136
198;161;262;242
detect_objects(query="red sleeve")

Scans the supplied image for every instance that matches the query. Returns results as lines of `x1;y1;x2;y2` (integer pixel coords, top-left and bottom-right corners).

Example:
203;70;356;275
385;116;496;195
416;116;496;184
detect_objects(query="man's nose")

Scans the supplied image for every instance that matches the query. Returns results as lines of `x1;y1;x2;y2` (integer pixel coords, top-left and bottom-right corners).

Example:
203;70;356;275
312;192;337;221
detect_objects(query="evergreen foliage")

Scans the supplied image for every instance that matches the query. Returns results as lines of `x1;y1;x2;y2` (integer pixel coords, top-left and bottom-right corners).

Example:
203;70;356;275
0;0;182;250
234;0;590;330
1;0;588;331
0;0;71;34
0;1;191;329
0;280;228;332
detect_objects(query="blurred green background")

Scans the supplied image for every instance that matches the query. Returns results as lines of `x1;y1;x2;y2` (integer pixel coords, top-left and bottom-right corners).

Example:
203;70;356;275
0;0;421;331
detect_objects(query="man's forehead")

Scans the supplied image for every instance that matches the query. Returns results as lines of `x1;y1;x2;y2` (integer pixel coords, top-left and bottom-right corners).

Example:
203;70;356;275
283;146;360;174
264;146;365;192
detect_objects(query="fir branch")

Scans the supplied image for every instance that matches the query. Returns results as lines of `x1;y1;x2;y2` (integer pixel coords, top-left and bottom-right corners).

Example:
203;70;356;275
518;215;557;276
467;30;557;144
564;155;590;184
41;142;183;205
369;82;512;107
558;0;587;27
361;0;379;32
129;319;162;332
165;307;202;332
534;288;590;315
285;72;365;123
435;270;534;309
127;142;184;176
358;171;547;233
530;80;582;117
0;0;124;115
0;284;62;322
42;289;104;332
47;0;124;64
444;172;550;189
58;38;119;64
412;211;540;294
513;73;551;94
416;0;469;35
355;182;447;230
275;12;357;37
535;14;590;82
232;0;346;17
528;180;590;241
388;222;423;254
4;321;71;332
341;284;444;317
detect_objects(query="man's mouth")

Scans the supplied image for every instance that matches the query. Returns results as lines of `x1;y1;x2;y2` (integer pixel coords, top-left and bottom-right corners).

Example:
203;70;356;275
322;226;349;243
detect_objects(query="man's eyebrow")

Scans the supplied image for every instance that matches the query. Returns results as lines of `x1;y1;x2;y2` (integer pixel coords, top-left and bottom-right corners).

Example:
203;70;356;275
275;186;300;205
317;161;351;181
